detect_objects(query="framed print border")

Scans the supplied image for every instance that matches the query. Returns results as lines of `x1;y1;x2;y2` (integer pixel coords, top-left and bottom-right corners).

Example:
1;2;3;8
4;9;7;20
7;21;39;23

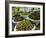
5;1;45;37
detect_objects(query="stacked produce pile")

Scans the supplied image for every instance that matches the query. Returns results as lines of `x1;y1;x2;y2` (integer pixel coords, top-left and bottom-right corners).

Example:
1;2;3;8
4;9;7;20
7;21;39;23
16;20;34;31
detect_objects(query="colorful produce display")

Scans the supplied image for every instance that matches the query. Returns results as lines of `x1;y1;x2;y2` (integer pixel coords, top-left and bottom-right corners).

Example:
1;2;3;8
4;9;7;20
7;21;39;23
12;7;40;31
